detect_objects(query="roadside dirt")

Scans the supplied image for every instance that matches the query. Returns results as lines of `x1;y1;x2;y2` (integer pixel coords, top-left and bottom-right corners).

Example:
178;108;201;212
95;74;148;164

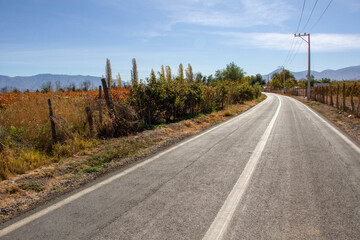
292;96;360;142
0;96;266;223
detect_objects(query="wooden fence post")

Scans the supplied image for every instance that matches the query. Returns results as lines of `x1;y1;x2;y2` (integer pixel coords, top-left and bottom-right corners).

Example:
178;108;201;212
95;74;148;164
98;86;103;124
325;87;328;104
47;99;56;142
357;91;360;117
336;85;339;109
330;86;333;107
85;106;93;137
101;78;114;117
343;83;346;111
351;82;356;113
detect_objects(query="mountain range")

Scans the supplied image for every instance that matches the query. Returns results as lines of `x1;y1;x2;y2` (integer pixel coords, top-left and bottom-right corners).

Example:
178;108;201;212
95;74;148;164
264;65;360;81
1;65;359;91
0;74;102;91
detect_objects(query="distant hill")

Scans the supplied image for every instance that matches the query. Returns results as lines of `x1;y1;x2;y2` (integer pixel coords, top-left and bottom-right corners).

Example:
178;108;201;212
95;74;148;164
0;74;102;91
264;65;360;81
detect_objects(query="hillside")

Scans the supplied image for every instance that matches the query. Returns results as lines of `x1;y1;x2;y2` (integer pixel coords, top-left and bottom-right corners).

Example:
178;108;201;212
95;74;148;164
264;65;360;81
0;74;101;91
1;65;360;91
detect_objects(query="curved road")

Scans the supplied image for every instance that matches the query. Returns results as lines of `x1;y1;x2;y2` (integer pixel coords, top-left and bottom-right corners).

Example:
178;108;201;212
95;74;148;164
1;93;359;239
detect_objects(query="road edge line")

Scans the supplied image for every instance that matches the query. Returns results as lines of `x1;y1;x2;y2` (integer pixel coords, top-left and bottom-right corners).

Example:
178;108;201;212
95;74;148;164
287;96;360;154
0;95;272;238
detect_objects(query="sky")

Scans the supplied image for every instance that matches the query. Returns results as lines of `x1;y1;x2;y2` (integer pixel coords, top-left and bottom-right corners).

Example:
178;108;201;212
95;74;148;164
0;0;359;80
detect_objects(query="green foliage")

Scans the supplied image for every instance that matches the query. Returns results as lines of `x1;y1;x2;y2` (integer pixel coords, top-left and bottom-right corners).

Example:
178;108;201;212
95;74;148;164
185;64;194;82
320;78;331;83
178;63;184;81
270;78;283;89
270;69;296;89
129;63;261;127
19;181;44;192
116;73;122;88
215;62;245;82
285;79;296;88
80;166;102;173
249;74;266;86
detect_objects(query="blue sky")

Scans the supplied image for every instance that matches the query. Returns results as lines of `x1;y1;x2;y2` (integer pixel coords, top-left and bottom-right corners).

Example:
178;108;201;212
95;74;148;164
0;0;359;80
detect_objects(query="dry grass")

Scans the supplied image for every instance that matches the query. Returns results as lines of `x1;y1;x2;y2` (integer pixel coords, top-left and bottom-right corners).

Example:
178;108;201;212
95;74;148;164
0;95;96;180
0;95;266;221
0;89;132;180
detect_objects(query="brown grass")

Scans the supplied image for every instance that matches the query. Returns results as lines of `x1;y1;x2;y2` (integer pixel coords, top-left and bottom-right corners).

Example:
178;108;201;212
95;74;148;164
0;95;266;222
0;94;98;180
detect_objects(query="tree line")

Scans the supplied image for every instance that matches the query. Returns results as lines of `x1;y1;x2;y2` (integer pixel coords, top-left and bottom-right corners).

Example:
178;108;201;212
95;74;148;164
122;58;262;127
268;69;354;89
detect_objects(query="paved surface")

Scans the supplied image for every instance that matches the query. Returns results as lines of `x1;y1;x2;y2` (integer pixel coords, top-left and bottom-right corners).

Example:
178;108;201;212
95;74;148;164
1;93;359;239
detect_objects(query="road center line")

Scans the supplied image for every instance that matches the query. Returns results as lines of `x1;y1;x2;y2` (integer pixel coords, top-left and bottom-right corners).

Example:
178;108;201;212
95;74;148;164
202;95;282;240
0;95;273;238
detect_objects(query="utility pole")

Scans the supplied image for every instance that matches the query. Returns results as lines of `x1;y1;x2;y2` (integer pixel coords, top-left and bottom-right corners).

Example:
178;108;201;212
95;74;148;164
294;33;311;100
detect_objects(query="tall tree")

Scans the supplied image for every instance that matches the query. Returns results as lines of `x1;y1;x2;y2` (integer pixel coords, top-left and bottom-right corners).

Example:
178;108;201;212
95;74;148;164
215;62;245;82
159;65;166;82
105;58;113;88
250;74;266;86
185;64;194;82
165;66;172;82
116;73;122;88
131;58;139;87
177;63;184;81
271;69;296;89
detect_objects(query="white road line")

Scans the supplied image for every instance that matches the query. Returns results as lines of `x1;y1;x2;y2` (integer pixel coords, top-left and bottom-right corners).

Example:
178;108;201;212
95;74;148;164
287;96;360;154
0;95;273;238
202;95;282;240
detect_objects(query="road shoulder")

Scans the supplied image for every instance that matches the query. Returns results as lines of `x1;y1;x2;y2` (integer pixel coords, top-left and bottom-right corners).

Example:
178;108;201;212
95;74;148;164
287;95;359;143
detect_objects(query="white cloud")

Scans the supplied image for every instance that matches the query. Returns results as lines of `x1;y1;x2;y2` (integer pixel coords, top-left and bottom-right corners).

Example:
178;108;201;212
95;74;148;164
154;0;294;28
212;32;360;52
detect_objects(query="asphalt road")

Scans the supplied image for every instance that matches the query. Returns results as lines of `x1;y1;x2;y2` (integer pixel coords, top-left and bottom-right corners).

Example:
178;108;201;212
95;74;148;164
1;93;359;239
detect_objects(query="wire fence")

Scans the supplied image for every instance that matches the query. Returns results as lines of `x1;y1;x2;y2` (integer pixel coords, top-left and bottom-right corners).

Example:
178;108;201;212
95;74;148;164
264;82;360;117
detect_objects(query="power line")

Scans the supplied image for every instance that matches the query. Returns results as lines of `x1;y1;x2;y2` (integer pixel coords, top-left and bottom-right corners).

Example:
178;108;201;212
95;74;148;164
310;0;334;31
301;0;319;32
283;37;295;66
283;0;306;67
296;0;307;33
287;39;304;67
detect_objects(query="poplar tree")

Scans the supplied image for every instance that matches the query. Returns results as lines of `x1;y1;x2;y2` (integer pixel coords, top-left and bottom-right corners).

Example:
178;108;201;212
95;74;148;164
131;58;139;87
186;64;194;82
178;63;184;81
116;73;122;88
160;65;166;82
165;66;172;82
105;58;113;88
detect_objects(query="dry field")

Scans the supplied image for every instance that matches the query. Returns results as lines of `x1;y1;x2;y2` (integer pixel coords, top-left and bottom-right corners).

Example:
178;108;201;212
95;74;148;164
0;95;266;222
0;88;129;180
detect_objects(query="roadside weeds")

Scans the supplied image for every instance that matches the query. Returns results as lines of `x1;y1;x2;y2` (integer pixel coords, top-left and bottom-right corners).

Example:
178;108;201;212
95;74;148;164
0;95;266;223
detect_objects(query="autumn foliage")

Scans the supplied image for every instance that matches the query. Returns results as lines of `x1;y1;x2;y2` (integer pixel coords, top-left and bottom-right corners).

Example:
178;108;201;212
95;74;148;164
0;61;262;180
